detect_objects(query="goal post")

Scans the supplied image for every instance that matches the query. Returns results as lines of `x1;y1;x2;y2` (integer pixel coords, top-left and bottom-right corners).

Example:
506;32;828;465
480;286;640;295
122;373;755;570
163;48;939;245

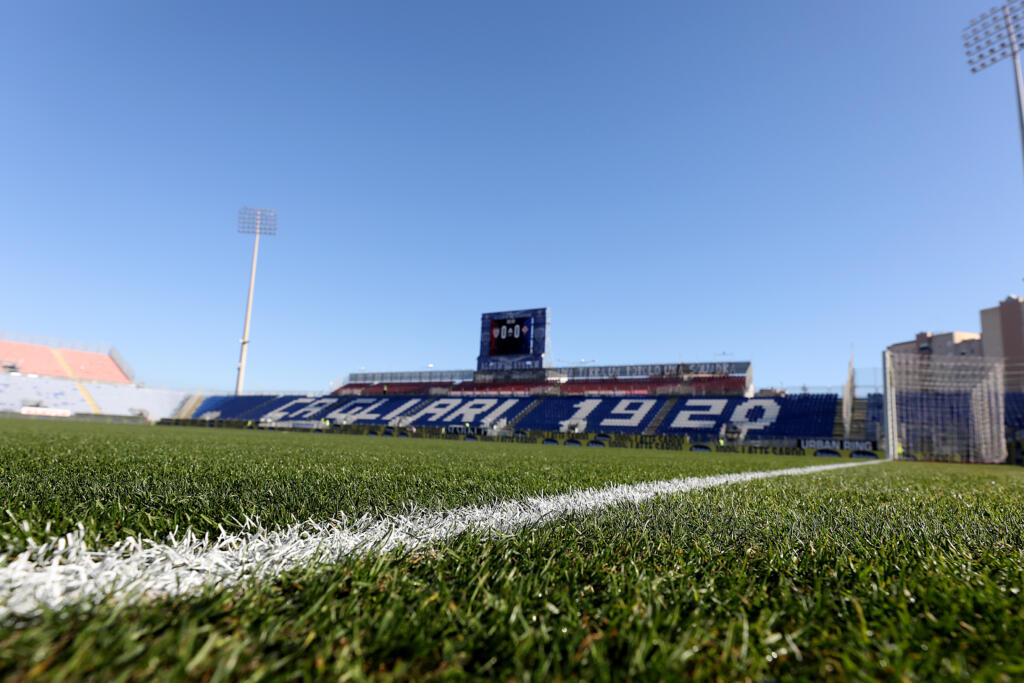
883;350;1006;463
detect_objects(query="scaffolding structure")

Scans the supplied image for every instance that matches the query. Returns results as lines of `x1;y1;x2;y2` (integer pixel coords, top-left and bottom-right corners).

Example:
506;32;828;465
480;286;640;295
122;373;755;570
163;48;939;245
884;351;1006;463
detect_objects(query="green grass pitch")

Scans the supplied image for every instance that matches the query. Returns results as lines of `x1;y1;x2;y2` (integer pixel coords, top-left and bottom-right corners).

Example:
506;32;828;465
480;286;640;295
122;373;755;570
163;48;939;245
1;419;1023;680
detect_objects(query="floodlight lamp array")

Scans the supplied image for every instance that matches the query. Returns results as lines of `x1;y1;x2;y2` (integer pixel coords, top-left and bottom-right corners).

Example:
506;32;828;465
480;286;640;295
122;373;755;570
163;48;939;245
964;1;1024;73
237;207;279;235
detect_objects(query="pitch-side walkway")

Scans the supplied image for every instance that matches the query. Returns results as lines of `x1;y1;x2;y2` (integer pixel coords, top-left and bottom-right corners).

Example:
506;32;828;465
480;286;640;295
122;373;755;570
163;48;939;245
0;460;879;619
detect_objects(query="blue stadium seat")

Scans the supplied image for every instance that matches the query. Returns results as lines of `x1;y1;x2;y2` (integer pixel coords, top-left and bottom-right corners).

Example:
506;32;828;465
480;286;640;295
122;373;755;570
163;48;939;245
190;392;840;440
1005;392;1024;431
406;396;534;428
195;395;288;420
865;393;885;441
515;397;667;434
656;394;837;440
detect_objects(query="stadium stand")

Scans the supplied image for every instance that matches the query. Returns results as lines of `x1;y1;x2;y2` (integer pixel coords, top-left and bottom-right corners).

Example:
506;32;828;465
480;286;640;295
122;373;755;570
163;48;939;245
893;391;975;454
656;394;837;440
865;393;885;441
194;392;842;441
83;382;187;421
0;340;68;379
515;397;669;434
0;339;131;383
212;395;537;429
331;383;373;395
315;397;423;424
449;382;550;396
0;337;187;420
193;395;296;421
361;382;455;395
559;378;681;396
403;396;534;428
330;375;750;399
686;376;748;395
58;349;130;383
0;373;187;419
0;375;93;414
1006;392;1024;432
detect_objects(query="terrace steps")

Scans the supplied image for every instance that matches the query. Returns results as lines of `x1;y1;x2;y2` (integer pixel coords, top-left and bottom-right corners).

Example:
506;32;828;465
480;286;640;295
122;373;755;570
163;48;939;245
505;399;543;429
643;397;678;435
176;394;206;419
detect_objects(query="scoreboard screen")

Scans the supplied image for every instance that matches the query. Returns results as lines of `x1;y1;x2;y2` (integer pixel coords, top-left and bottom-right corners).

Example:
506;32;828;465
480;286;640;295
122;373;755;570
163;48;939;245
478;308;548;371
489;317;533;356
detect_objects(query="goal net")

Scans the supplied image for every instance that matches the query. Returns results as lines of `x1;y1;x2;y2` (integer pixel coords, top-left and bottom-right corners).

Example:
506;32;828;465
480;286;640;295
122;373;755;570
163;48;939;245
883;351;1006;463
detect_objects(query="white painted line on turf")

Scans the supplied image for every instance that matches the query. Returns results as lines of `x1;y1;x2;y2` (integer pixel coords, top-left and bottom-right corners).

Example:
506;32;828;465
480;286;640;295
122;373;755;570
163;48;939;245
0;460;878;619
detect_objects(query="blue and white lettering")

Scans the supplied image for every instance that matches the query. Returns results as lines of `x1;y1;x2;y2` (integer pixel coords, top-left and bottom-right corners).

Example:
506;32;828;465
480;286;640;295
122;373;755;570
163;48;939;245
729;398;780;431
601;399;657;428
262;398;314;422
290;397;342;419
480;398;521;427
445;398;499;423
383;399;423;421
324;398;381;422
408;398;463;423
669;398;728;429
350;399;389;422
558;399;602;432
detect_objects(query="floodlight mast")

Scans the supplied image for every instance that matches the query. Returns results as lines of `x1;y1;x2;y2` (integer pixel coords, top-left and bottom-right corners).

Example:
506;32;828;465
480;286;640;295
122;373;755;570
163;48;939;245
235;207;278;396
964;1;1024;179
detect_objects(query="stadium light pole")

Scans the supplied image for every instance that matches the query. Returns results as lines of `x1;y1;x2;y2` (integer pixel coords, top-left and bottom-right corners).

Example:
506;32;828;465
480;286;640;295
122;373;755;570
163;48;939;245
964;1;1024;179
235;207;278;396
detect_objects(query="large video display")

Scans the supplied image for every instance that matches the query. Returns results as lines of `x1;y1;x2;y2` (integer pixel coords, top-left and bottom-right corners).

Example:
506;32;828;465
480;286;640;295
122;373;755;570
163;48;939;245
478;308;548;371
489;316;533;356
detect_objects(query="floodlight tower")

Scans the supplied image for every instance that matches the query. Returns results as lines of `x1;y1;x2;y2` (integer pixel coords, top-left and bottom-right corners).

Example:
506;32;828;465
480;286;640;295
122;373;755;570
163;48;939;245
964;1;1024;178
235;207;278;396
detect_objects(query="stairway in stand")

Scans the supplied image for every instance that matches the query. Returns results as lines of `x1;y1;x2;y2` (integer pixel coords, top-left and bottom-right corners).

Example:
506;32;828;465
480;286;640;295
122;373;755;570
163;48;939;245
644;397;678;435
176;394;206;419
506;398;543;429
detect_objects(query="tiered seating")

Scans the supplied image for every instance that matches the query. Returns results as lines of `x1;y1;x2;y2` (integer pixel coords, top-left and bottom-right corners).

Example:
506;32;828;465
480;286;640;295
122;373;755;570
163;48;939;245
0;375;92;414
333;382;455;396
894;391;973;454
404;396;534;428
58;349;130;383
84;383;187;420
557;376;746;396
332;383;372;395
191;391;841;441
0;340;66;378
314;396;425;424
684;376;747;394
194;395;288;420
196;394;539;429
0;339;131;383
515;396;668;434
332;374;747;398
449;382;549;395
656;394;837;440
1006;392;1024;432
865;393;885;441
0;374;186;420
559;377;683;395
361;382;454;395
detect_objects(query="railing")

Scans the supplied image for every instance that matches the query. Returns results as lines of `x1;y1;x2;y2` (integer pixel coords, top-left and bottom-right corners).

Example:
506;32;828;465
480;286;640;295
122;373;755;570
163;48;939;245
108;347;135;382
345;370;475;384
0;331;110;354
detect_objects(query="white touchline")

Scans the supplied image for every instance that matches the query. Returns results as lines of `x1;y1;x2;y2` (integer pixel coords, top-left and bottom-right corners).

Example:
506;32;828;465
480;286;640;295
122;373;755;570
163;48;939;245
0;460;878;619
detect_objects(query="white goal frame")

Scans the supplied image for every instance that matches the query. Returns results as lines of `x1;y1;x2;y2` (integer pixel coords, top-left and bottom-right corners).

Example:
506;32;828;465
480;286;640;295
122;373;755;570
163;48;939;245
883;350;1006;463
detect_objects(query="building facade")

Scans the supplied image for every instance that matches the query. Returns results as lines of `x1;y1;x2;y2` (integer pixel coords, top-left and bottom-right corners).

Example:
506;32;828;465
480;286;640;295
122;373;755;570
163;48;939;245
888;331;982;357
981;296;1024;389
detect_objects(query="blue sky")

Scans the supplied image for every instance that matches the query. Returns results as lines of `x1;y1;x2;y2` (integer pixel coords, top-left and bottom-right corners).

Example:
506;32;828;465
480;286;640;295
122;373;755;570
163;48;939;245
2;1;1021;393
